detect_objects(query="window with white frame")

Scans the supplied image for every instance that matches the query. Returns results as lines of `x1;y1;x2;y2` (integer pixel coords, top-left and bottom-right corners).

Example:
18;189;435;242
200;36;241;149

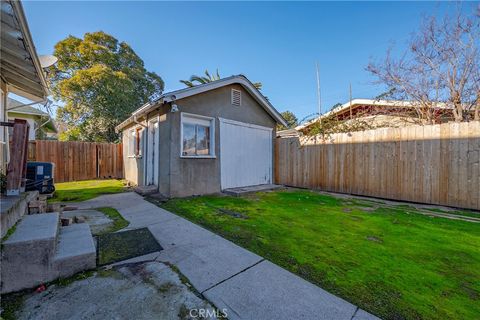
128;129;135;156
181;113;215;157
135;127;143;156
128;127;143;157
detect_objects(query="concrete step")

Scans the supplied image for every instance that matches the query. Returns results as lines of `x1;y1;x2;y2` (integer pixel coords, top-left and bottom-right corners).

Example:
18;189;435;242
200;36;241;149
134;185;158;196
1;212;59;293
0;191;39;238
53;223;96;279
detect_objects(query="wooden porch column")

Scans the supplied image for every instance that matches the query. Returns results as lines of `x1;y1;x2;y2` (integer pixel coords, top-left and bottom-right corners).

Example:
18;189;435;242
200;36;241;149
6;119;29;196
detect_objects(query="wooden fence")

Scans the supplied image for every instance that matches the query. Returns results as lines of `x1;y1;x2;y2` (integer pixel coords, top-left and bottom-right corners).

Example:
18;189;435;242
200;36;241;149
275;122;480;210
28;140;123;183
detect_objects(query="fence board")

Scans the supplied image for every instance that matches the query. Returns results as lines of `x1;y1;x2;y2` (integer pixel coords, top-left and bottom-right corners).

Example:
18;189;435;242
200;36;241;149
28;140;123;183
276;122;480;210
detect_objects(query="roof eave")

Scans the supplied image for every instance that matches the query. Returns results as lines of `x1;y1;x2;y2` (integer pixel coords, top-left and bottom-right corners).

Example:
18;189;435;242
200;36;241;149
7;109;48;117
9;0;49;100
115;99;163;132
161;75;287;127
117;75;287;132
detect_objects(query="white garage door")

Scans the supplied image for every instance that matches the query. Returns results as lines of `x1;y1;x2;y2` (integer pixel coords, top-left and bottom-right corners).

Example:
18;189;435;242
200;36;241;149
220;118;273;189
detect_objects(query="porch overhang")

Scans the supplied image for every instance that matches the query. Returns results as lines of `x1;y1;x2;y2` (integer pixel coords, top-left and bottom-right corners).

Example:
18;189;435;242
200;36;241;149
1;0;48;101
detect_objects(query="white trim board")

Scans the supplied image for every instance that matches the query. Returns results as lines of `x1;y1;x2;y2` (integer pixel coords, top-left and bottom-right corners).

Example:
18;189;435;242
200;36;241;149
218;117;273;132
145;116;160;186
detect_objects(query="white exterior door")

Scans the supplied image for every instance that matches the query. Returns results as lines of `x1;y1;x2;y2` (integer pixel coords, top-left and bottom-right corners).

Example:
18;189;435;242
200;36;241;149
146;119;159;186
220;118;272;189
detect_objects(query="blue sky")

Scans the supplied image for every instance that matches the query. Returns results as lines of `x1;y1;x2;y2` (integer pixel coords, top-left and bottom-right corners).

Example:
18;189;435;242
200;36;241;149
23;1;468;121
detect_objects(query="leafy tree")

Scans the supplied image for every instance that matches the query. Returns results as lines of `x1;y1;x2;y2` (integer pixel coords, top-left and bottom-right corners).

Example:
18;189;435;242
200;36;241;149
58;126;81;141
277;111;298;130
180;69;262;90
49;31;164;142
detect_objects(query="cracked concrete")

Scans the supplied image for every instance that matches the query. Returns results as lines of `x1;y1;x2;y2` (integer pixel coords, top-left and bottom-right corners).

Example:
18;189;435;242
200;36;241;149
75;192;381;320
15;261;217;320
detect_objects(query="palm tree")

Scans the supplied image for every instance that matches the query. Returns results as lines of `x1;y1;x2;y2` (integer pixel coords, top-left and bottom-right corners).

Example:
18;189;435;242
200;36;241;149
180;69;262;90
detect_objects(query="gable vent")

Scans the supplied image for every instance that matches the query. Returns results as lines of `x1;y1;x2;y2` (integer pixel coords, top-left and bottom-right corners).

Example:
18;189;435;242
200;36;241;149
231;89;241;106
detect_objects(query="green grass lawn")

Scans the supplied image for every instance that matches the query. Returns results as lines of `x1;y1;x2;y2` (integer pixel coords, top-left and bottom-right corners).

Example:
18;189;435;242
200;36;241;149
160;189;480;320
49;179;126;202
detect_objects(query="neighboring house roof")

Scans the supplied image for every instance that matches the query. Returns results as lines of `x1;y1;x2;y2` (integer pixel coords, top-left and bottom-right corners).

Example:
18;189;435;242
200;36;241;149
296;98;453;131
116;75;288;131
276;129;300;138
7;97;57;132
0;0;48;101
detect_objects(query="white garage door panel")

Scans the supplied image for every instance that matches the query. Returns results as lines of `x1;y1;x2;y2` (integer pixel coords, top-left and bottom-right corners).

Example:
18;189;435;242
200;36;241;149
220;118;272;189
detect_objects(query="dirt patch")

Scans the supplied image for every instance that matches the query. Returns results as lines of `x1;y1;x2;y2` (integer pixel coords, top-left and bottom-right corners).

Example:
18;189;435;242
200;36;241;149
216;208;249;219
461;282;479;300
366;236;383;243
357;207;377;212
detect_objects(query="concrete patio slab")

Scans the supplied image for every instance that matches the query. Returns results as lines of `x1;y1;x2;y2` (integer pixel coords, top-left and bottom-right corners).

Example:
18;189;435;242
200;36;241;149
150;218;263;292
168;240;262;293
14;262;217;320
109;251;162;267
223;184;283;197
148;217;218;250
203;260;358;320
71;192;178;229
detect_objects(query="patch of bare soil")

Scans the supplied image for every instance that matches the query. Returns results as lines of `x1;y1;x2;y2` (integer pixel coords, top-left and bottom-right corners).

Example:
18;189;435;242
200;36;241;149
366;236;383;243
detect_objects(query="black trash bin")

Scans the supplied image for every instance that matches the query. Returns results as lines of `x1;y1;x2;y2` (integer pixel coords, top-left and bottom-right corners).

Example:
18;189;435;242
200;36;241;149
26;161;55;194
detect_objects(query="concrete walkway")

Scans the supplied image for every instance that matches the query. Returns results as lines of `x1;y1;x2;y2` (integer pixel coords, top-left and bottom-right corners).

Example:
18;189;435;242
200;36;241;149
75;192;380;320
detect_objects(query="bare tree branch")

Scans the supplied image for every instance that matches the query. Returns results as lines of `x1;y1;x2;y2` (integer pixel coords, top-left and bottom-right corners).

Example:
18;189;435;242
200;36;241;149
368;7;480;123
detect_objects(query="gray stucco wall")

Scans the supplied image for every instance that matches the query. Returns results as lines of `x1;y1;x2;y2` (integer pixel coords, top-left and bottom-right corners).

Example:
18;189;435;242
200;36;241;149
121;83;277;198
168;84;276;198
151;107;171;196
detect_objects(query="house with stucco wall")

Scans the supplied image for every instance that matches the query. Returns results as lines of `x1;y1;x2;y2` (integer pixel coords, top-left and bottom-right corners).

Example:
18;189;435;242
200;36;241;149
116;75;287;198
7;97;56;140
